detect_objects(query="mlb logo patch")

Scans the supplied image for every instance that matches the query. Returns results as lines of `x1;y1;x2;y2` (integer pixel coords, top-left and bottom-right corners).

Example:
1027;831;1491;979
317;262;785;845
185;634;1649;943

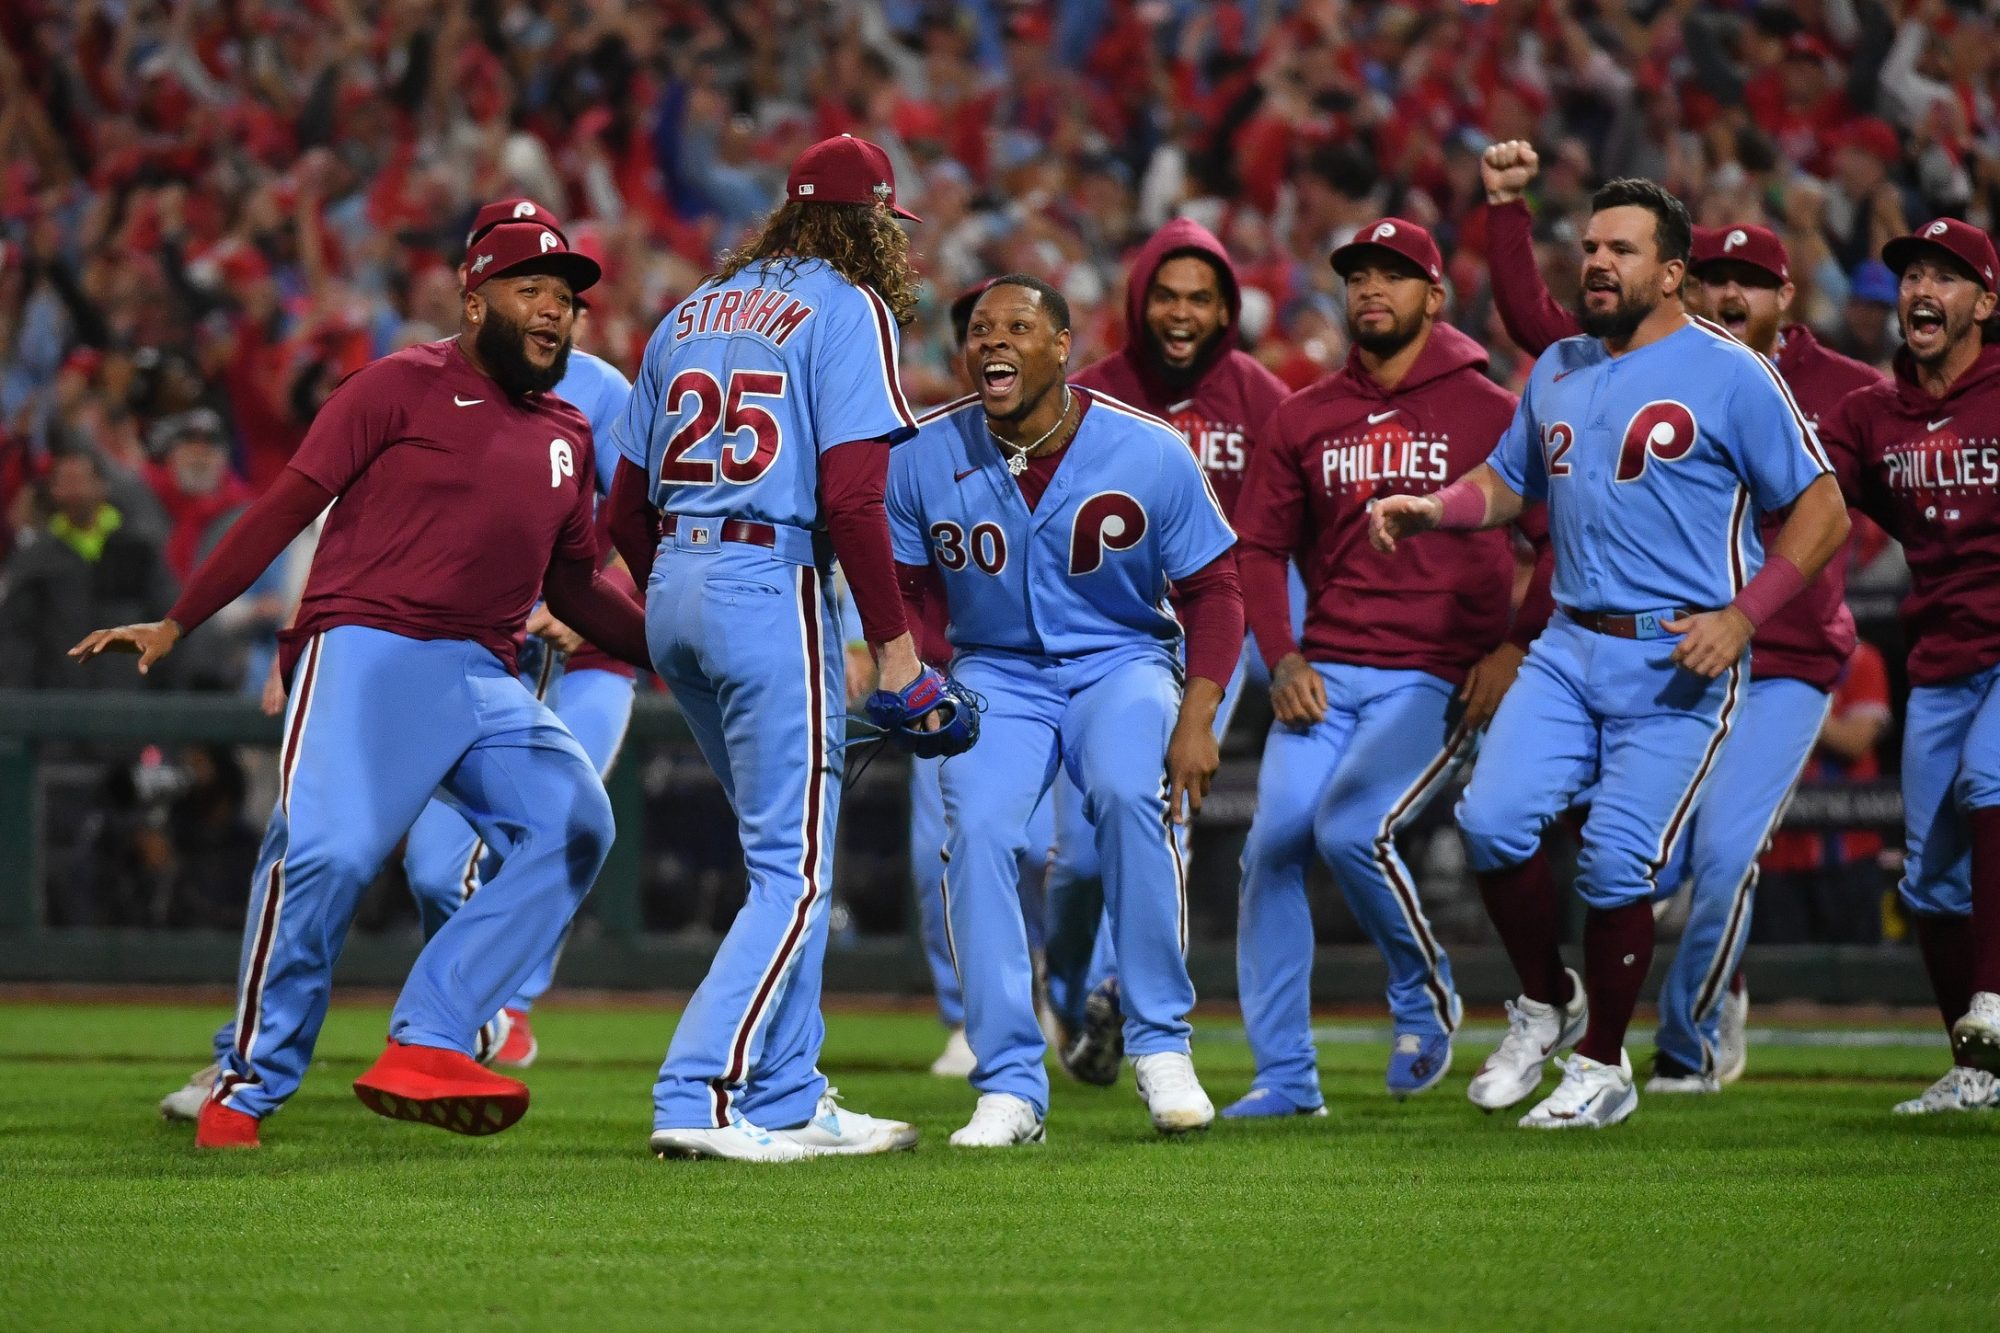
691;525;711;544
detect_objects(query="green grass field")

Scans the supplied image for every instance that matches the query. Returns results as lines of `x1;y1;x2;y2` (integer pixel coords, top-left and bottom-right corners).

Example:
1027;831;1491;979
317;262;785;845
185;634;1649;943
3;999;1995;1331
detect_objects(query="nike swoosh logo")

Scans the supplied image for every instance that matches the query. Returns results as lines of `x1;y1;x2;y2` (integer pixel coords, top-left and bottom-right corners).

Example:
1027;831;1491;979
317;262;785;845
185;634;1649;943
1929;417;1953;431
1166;399;1195;414
454;395;485;407
954;468;979;482
1366;410;1398;424
1552;369;1577;382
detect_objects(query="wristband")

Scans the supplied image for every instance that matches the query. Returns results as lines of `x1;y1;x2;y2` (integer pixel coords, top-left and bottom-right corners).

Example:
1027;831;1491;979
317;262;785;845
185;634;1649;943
1729;555;1807;630
1435;479;1487;530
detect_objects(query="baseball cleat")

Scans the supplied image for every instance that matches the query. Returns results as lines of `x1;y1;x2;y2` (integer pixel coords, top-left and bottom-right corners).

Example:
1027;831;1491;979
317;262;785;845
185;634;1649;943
494;1008;538;1068
1645;1051;1718;1095
1220;1087;1327;1119
1133;1051;1214;1134
1715;981;1749;1085
1950;991;2000;1075
1386;1032;1453;1100
472;1008;513;1067
1060;977;1124;1086
1519;1050;1638;1129
771;1089;918;1156
352;1039;529;1137
929;1026;976;1079
195;1098;260;1150
160;1061;220;1123
1467;968;1588;1111
949;1093;1046;1147
1893;1065;1999;1115
652;1118;812;1162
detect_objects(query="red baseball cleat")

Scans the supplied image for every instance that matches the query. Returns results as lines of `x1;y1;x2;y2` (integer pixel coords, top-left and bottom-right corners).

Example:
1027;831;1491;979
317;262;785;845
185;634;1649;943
352;1038;530;1137
195;1098;261;1150
494;1008;538;1068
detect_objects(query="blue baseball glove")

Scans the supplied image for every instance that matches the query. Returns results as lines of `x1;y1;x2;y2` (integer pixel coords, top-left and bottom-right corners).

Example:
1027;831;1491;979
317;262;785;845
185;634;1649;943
864;666;980;758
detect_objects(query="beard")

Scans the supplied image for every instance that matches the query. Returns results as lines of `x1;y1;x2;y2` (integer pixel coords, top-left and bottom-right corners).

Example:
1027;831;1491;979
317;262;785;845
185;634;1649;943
1146;326;1223;390
1903;304;1977;366
476;308;571;396
1577;284;1656;342
1349;308;1425;358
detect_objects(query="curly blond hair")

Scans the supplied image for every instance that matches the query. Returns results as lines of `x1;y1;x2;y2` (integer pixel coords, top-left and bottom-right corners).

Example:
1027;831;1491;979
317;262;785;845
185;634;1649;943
716;201;920;326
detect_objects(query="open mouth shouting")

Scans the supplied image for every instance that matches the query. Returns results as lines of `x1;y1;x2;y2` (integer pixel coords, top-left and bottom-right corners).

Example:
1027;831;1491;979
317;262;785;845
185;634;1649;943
1716;301;1750;336
526;327;562;359
1582;271;1622;308
1159;325;1200;365
1904;298;1948;354
981;358;1021;398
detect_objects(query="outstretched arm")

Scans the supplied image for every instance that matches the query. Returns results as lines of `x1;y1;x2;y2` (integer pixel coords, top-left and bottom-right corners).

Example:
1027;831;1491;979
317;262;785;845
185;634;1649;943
1369;464;1526;552
1480;141;1583;358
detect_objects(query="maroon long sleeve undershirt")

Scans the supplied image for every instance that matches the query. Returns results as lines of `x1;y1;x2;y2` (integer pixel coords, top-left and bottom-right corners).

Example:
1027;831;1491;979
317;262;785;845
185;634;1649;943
1174;553;1244;688
820;439;906;645
608;456;661;592
895;560;952;665
1483;200;1583;358
166;466;331;632
1238;544;1297;671
540;555;650;671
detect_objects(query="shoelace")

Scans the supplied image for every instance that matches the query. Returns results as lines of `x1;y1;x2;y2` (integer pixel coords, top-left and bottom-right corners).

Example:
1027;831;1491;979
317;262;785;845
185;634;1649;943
1494;1000;1546;1061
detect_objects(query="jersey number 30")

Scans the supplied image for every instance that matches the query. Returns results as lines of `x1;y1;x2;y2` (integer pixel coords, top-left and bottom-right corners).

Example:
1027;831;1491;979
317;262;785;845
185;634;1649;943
659;369;786;486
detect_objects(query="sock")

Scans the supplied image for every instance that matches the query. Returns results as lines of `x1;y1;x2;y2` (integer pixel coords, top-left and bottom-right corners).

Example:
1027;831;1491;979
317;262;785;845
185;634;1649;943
1912;910;1975;1047
1475;850;1573;1007
1968;806;2000;995
1576;901;1655;1065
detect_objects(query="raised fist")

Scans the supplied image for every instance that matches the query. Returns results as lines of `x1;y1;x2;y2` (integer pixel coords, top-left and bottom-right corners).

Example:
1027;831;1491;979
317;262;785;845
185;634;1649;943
1481;140;1541;207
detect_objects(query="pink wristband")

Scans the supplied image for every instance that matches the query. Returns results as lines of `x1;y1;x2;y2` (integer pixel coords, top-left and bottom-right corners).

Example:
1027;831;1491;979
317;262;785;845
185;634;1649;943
1435;479;1487;530
1730;554;1807;629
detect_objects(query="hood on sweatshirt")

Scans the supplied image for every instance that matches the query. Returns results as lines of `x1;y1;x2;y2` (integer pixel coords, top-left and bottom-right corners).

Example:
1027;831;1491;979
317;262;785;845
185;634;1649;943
1893;340;2000;410
1334;320;1491;401
1117;218;1245;396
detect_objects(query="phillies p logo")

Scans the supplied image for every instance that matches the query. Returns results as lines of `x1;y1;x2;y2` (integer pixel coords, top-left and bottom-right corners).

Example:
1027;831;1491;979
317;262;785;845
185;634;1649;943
1069;492;1148;574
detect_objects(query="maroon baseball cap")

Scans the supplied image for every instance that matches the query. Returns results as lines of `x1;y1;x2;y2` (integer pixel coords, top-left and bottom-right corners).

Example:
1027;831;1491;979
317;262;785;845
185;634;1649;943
950;278;997;339
1691;224;1790;284
463;220;601;295
1330;218;1444;283
1884;217;1999;294
785;134;920;221
466;197;567;248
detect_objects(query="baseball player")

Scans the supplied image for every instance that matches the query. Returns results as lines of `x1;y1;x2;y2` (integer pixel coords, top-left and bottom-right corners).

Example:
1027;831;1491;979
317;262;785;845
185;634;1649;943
75;221;652;1149
607;135;931;1161
888;274;1244;1146
1822;218;2000;1114
1480;141;1880;1094
1228;218;1551;1115
1372;178;1850;1129
1048;219;1292;1085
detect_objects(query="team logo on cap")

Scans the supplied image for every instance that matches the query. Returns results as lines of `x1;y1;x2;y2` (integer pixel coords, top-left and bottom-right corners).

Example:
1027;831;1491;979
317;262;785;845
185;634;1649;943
1725;229;1748;250
1371;222;1397;241
513;202;537;219
873;181;892;203
1927;220;1950;238
538;229;559;253
470;253;492;274
797;183;814;196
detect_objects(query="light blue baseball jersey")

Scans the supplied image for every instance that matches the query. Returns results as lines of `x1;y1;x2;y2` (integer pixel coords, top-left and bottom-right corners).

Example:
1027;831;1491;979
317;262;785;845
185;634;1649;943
887;389;1236;659
611;257;917;529
1487;317;1829;612
554;349;633;494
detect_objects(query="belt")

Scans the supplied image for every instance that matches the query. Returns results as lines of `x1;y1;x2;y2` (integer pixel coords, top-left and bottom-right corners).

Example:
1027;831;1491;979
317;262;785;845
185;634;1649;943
661;513;777;550
1559;604;1704;641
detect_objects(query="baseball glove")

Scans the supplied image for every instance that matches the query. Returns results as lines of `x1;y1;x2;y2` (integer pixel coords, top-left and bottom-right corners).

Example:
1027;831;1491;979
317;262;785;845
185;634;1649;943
864;666;981;758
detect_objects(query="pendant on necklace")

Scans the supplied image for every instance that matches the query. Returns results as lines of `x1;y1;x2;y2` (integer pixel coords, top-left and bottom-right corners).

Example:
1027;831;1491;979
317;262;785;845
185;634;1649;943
1007;452;1029;476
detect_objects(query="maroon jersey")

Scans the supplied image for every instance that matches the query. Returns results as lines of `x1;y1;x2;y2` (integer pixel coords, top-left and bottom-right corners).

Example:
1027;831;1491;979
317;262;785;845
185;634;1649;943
1482;199;1866;691
1235;323;1534;686
1073;217;1289;520
1825;343;2000;686
283;340;599;674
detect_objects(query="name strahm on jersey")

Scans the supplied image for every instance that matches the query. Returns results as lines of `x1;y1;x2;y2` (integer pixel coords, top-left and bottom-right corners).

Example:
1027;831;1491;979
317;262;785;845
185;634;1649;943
1883;439;2000;492
672;287;815;346
1318;434;1450;491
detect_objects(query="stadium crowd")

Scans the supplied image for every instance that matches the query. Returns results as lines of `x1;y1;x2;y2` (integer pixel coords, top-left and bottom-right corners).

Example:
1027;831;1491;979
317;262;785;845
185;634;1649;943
0;0;1985;940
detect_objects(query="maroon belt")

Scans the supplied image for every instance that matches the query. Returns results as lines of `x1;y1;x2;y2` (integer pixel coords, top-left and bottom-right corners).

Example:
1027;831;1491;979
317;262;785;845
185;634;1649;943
1560;604;1703;640
661;514;778;550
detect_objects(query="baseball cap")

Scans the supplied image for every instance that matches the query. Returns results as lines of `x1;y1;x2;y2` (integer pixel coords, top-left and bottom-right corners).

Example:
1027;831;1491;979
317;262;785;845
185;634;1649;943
463;221;601;295
466;198;567;248
1329;218;1444;283
949;278;997;342
1834;117;1901;164
1849;259;1900;306
785;135;920;221
1690;224;1790;283
1883;217;1999;294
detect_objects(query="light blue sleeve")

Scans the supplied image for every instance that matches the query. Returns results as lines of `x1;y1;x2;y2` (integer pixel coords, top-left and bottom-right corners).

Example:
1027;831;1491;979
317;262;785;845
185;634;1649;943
610;321;670;474
810;284;918;451
569;355;633;494
1155;429;1237;580
1487;377;1544;502
885;440;931;565
1720;355;1831;514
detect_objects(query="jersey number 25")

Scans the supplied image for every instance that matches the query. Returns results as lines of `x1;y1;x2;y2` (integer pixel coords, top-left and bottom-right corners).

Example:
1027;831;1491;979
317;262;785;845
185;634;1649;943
659;369;787;486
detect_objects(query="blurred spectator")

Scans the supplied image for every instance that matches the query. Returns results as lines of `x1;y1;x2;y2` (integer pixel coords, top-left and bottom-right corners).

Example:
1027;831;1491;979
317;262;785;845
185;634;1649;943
146;408;249;583
1840;259;1903;368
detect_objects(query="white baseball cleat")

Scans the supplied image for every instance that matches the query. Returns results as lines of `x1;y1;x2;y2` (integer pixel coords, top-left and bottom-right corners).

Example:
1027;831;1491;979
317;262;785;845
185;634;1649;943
1715;982;1749;1085
949;1093;1045;1147
1892;1065;1999;1115
1467;969;1588;1111
472;1008;513;1067
1644;1068;1720;1095
651;1117;811;1162
159;1061;219;1123
929;1027;976;1079
771;1089;918;1156
1950;991;2000;1075
1132;1051;1214;1134
1519;1050;1638;1129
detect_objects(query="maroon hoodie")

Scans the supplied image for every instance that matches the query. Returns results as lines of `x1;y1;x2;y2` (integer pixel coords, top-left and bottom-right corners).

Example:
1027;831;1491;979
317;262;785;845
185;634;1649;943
1073;218;1290;521
1235;323;1547;686
1825;342;2000;685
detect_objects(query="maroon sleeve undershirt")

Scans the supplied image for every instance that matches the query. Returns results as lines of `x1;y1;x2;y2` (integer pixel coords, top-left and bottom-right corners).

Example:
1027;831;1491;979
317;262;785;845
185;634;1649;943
1175;552;1245;688
895;560;952;665
607;456;661;592
821;439;907;644
1483;200;1583;358
166;466;332;633
1238;545;1298;670
541;554;651;671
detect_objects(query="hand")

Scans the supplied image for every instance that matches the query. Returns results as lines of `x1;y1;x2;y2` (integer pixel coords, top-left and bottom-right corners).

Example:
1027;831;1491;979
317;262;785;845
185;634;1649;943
69;619;183;675
844;644;875;706
1368;494;1442;553
525;605;585;655
873;634;940;732
1269;653;1328;727
1481;139;1540;206
1458;642;1526;732
1165;711;1220;826
1662;607;1753;678
259;659;287;717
